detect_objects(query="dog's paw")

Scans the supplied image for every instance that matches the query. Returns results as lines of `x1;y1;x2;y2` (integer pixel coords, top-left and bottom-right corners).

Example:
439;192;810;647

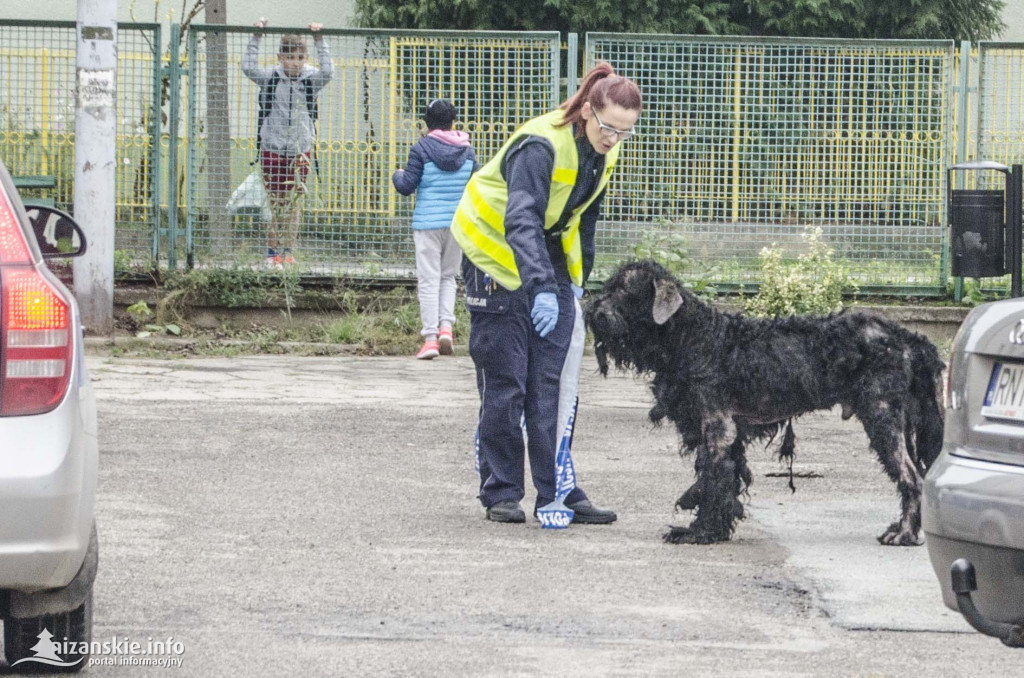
662;525;729;545
877;523;923;546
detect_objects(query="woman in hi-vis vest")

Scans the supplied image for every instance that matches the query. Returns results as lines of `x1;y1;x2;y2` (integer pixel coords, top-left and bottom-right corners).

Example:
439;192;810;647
451;62;642;525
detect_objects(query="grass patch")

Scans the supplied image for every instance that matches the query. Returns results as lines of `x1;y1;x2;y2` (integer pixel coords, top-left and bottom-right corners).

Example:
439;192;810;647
315;289;470;355
108;273;472;358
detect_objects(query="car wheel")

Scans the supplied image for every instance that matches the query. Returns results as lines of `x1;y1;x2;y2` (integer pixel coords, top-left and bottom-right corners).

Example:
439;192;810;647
4;589;92;673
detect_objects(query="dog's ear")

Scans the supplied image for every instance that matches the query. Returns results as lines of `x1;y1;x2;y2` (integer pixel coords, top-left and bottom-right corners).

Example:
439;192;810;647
652;279;683;325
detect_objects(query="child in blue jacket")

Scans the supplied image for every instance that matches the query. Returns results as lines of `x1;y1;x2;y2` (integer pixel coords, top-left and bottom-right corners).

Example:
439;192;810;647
393;100;478;359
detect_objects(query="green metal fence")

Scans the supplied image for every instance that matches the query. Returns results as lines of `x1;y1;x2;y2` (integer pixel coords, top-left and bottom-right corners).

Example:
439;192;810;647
585;34;957;293
182;26;560;273
0;19;162;260
977;43;1024;168
942;41;1024;295
2;21;1024;294
0;20;76;209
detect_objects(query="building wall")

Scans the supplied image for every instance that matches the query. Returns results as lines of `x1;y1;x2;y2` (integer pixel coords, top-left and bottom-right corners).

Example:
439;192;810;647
1000;0;1024;40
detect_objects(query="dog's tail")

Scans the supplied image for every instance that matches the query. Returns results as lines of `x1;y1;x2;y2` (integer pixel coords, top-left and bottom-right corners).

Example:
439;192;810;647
906;336;946;472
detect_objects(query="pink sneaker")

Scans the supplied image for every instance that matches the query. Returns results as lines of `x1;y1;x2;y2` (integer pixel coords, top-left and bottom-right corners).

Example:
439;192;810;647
438;327;454;355
416;339;440;360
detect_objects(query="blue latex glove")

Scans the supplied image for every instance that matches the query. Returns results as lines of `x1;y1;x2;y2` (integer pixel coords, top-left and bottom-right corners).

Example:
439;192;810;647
571;284;584;300
531;292;559;338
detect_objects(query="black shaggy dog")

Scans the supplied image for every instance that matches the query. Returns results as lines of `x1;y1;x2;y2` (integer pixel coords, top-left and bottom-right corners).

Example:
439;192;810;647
586;260;945;546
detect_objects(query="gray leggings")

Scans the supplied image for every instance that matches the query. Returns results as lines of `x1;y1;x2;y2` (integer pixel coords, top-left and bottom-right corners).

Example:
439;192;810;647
413;228;461;338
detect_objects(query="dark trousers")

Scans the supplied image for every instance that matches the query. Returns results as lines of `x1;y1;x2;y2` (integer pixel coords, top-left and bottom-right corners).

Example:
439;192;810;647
463;257;588;510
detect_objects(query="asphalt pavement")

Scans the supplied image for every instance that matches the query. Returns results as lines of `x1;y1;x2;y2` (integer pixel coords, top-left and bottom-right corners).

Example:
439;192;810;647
17;352;1021;677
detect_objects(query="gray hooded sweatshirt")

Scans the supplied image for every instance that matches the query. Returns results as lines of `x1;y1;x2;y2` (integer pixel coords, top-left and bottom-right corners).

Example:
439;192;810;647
241;34;333;155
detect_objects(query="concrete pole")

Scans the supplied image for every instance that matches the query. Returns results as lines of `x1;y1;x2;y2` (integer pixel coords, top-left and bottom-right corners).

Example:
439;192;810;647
204;0;232;260
72;0;117;335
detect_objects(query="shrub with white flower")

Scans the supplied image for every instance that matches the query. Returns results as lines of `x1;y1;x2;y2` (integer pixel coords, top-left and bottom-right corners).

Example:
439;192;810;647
745;226;858;318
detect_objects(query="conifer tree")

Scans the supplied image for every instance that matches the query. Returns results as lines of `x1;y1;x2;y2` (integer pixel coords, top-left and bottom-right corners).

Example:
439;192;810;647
27;629;63;662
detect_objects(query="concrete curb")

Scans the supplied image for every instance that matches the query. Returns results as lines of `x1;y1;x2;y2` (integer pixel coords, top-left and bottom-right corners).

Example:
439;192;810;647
83;335;475;357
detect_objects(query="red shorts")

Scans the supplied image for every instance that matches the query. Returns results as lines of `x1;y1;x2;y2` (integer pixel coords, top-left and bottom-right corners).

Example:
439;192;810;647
260;150;310;196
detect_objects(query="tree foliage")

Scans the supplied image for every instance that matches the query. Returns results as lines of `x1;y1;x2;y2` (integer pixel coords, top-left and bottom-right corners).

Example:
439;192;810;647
355;0;743;35
354;0;1007;42
938;0;1007;42
744;0;1005;42
744;0;941;39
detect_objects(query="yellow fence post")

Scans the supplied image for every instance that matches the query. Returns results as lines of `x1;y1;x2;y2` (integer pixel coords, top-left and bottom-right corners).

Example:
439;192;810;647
40;48;50;178
732;49;742;223
388;36;398;220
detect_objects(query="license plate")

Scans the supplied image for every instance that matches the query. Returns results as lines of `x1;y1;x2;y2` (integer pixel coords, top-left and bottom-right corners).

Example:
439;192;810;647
982;362;1024;420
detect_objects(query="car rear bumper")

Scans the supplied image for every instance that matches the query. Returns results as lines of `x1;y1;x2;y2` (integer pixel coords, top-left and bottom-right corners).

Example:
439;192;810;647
0;369;97;592
923;445;1024;624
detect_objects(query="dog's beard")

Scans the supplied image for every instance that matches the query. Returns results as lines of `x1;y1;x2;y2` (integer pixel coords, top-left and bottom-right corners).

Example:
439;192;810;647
586;303;617;377
589;310;639;377
593;334;639;376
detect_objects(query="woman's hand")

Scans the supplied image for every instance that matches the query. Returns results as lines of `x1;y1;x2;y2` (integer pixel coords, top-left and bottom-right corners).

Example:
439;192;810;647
531;293;559;338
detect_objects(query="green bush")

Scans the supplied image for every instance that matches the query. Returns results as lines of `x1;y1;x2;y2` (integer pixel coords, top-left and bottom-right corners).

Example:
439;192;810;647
745;226;858;317
633;230;693;277
632;228;718;301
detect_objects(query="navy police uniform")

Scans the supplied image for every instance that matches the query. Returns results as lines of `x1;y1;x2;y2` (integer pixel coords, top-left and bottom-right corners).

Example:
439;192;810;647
461;126;607;511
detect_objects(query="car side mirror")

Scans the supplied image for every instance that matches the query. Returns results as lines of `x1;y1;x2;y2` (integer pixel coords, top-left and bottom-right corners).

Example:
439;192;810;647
25;205;88;259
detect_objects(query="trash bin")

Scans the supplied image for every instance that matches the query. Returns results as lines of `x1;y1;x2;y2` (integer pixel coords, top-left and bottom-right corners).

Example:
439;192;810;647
948;161;1011;279
950;189;1006;278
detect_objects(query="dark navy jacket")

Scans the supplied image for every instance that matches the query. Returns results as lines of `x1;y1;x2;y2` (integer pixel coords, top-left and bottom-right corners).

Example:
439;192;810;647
502;129;606;299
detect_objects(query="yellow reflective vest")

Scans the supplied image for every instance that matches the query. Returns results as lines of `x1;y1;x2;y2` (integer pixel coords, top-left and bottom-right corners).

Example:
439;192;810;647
451;109;619;290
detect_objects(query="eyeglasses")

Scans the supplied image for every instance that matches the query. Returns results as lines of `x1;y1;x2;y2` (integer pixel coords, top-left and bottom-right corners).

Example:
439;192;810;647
592;110;636;141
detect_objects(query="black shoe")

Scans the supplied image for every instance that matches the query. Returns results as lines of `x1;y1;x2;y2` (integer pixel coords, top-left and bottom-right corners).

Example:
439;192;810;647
486;500;526;523
566;499;617;524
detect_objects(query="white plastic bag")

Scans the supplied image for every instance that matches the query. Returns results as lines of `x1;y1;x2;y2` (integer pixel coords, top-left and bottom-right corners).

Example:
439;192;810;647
226;169;271;221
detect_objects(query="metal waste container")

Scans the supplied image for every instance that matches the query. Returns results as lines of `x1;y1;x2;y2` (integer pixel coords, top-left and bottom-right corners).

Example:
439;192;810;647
947;161;1010;279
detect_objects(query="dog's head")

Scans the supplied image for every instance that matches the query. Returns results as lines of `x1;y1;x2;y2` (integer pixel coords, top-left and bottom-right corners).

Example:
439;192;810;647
585;260;690;375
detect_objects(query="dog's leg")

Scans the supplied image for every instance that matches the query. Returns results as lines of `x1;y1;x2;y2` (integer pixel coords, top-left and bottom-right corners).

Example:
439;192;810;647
676;430;750;517
665;416;742;544
675;480;702;512
731;432;754;499
725;433;751;520
859;401;924;546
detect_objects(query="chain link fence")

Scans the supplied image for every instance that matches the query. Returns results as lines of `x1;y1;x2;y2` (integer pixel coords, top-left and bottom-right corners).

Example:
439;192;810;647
0;19;162;260
977;43;1024;169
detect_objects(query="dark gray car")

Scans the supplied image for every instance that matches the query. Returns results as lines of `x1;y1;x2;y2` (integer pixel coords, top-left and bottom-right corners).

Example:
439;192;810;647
923;298;1024;646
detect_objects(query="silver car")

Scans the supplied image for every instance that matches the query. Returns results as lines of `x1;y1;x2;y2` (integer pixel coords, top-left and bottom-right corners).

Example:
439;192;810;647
0;159;98;671
923;298;1024;647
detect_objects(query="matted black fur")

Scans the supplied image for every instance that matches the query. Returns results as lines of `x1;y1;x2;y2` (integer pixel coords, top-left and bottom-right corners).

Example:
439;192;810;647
586;260;945;546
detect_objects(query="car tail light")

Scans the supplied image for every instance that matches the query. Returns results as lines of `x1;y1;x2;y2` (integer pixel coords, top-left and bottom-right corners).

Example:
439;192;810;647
0;183;74;416
944;348;956;410
944;322;967;412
